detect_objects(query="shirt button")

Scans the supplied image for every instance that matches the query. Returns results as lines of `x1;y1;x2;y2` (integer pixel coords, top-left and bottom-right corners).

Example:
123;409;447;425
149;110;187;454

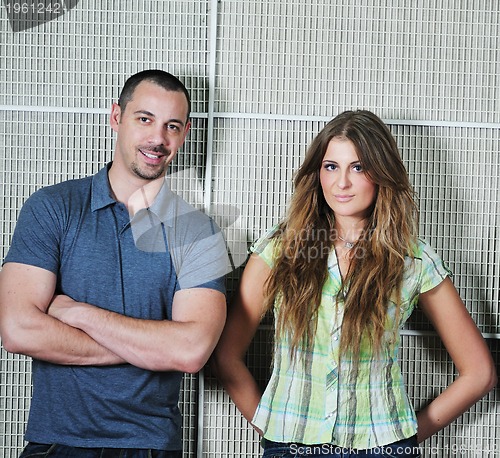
333;335;339;341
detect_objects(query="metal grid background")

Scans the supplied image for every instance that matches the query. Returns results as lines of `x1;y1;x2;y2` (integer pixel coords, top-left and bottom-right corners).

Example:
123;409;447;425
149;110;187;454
215;0;500;122
1;1;499;457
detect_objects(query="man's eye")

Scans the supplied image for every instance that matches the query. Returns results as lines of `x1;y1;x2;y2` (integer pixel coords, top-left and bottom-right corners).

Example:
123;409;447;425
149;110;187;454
168;124;181;132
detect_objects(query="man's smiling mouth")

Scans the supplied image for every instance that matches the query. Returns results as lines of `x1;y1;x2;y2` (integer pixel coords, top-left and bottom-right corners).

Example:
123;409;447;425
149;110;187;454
141;150;163;159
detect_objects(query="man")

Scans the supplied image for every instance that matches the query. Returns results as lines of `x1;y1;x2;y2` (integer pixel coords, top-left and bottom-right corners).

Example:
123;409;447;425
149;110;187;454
0;70;229;457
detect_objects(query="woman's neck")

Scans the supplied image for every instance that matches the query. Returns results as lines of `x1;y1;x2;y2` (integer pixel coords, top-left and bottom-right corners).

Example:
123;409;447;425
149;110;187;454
334;217;367;243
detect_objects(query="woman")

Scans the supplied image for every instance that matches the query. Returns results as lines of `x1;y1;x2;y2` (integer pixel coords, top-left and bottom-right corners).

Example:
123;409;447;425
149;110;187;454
212;110;496;457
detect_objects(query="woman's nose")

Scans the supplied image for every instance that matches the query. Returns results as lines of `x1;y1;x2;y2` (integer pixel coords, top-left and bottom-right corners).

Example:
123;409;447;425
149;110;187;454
337;170;351;189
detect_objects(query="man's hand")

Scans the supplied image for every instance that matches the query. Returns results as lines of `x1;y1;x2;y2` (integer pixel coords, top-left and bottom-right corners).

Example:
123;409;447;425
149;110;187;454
47;294;82;325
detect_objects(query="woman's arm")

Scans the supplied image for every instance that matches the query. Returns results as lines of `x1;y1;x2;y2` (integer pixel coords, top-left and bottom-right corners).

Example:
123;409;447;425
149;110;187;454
416;277;497;442
211;254;271;429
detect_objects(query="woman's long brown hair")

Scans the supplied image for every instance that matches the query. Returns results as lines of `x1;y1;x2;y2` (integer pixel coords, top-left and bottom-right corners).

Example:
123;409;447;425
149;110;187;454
264;110;418;361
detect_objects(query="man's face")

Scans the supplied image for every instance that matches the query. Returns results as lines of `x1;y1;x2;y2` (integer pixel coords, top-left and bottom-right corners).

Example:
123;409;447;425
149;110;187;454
110;81;191;181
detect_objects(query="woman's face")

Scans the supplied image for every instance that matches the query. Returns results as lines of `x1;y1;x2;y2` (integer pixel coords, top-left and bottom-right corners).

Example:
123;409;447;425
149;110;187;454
319;138;378;221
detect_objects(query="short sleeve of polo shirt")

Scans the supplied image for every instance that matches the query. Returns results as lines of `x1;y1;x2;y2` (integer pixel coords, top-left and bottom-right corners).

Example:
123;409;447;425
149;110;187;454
169;219;228;293
3;188;63;272
417;238;452;294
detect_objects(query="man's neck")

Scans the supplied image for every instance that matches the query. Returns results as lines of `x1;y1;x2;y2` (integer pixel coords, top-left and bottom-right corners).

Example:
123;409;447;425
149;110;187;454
126;178;165;216
108;164;165;216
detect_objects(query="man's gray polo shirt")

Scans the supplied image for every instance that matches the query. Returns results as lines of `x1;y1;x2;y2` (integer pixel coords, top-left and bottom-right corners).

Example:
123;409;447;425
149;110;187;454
3;164;228;450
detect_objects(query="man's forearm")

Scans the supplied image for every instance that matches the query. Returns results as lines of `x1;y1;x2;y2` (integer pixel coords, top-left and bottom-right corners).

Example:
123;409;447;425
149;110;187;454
49;290;226;373
3;308;125;365
53;299;204;371
65;303;181;370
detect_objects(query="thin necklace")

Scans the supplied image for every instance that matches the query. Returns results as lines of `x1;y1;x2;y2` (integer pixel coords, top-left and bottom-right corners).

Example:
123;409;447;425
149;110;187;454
338;235;355;249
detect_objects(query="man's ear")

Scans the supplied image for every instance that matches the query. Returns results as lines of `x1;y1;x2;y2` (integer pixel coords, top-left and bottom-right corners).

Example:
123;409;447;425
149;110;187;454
110;103;121;132
183;120;192;139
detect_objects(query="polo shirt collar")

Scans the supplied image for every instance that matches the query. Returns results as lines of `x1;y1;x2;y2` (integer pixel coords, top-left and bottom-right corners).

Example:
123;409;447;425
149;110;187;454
147;178;177;228
91;163;116;212
128;178;178;249
90;163;178;227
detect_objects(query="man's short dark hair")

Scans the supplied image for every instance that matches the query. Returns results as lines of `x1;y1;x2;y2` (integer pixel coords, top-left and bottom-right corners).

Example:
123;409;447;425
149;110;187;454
118;70;191;120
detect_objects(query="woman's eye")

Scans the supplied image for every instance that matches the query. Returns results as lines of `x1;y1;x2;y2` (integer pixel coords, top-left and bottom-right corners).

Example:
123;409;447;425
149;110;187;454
324;163;336;171
353;164;363;172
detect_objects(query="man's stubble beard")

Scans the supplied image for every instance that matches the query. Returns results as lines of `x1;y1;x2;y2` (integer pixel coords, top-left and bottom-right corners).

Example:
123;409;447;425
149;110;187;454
131;161;167;181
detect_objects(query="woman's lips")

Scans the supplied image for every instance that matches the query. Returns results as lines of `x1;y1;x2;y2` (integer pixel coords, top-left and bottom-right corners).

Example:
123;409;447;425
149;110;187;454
334;194;354;202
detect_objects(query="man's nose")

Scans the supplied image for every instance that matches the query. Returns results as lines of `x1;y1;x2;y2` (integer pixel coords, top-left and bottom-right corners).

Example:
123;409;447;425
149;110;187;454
148;126;168;146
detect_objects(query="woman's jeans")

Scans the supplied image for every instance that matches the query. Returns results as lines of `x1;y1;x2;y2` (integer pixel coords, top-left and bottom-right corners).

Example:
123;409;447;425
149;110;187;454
19;442;182;458
262;436;421;458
